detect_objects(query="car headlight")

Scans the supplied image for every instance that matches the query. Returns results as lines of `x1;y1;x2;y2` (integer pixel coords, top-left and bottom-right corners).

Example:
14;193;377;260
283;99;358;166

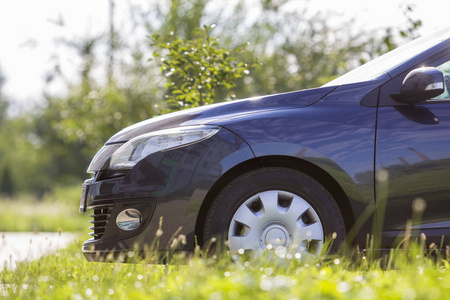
109;125;221;170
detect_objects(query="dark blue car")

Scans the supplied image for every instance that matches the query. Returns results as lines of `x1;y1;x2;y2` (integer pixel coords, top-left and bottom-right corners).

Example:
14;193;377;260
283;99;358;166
80;28;450;261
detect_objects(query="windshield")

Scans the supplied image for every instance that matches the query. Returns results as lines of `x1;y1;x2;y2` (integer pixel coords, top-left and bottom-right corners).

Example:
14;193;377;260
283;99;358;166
324;28;450;87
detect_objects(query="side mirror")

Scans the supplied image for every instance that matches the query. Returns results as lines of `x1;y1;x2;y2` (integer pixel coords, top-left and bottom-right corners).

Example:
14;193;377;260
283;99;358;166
392;67;444;104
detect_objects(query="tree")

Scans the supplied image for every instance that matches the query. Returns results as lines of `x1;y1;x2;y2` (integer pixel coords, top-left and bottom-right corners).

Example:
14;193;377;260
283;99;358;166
0;68;13;196
218;4;371;95
152;25;257;112
0;67;7;125
378;2;423;54
162;0;207;40
0;162;14;197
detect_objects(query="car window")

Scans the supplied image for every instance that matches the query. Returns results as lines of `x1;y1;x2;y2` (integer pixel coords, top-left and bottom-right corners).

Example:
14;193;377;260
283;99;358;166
323;28;450;87
433;60;450;100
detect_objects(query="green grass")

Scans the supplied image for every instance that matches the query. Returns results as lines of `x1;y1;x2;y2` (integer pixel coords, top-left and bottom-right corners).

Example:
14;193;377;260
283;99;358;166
2;178;450;299
1;238;450;299
0;185;89;232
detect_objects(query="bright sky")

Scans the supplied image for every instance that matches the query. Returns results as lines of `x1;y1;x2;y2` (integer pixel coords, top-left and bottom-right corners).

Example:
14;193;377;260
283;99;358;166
0;0;447;112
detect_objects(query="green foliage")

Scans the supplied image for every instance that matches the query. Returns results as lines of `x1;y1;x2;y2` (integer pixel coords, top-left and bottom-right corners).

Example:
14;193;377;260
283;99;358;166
46;82;156;153
0;168;13;197
380;2;423;53
0;98;6;127
242;21;367;94
212;6;375;96
162;0;207;40
0;116;53;195
0;67;7;125
33;81;158;186
152;25;257;113
31;33;161;186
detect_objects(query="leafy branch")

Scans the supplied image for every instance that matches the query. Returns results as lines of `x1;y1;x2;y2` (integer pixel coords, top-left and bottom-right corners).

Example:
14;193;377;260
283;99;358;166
151;25;258;113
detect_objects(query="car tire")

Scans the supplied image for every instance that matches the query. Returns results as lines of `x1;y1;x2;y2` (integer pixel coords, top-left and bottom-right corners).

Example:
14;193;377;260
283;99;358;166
203;167;346;257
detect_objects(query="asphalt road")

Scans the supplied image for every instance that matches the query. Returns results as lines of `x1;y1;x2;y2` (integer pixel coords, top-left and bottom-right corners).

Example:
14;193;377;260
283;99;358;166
0;232;76;269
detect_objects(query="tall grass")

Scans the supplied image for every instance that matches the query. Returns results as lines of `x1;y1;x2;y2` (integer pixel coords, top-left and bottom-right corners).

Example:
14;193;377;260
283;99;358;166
1;236;449;299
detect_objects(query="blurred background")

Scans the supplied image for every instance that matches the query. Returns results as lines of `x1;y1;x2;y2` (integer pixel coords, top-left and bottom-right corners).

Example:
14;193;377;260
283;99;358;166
0;0;443;232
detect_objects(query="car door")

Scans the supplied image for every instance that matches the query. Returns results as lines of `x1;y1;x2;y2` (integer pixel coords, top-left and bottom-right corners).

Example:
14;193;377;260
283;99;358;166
376;53;450;247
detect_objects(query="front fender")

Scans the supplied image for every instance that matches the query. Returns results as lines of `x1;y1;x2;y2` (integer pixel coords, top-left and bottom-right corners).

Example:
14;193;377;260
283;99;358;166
214;103;377;222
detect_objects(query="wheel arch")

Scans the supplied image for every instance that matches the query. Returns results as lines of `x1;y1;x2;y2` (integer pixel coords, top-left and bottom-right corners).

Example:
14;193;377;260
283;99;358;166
195;155;355;246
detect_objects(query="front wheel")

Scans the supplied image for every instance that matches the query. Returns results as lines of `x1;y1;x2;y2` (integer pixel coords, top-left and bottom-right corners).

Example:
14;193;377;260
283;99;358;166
203;167;346;257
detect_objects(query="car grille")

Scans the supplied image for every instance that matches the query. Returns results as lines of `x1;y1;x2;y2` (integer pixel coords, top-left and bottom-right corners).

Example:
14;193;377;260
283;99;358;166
88;204;113;240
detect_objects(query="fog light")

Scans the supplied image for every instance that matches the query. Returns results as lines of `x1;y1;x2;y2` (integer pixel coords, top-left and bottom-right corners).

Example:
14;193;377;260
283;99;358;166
116;208;142;231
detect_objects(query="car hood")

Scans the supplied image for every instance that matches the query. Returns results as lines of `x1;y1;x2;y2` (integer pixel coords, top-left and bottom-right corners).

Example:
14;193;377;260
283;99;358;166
106;85;337;144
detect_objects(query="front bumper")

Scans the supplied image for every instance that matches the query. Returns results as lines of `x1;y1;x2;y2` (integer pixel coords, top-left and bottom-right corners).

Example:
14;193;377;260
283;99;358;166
80;128;255;261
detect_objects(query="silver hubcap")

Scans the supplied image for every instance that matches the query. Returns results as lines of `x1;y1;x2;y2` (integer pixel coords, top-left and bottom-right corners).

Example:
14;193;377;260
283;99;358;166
228;190;324;257
261;223;290;247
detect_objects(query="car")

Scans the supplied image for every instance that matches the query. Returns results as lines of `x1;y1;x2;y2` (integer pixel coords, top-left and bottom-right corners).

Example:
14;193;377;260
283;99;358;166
80;28;450;261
